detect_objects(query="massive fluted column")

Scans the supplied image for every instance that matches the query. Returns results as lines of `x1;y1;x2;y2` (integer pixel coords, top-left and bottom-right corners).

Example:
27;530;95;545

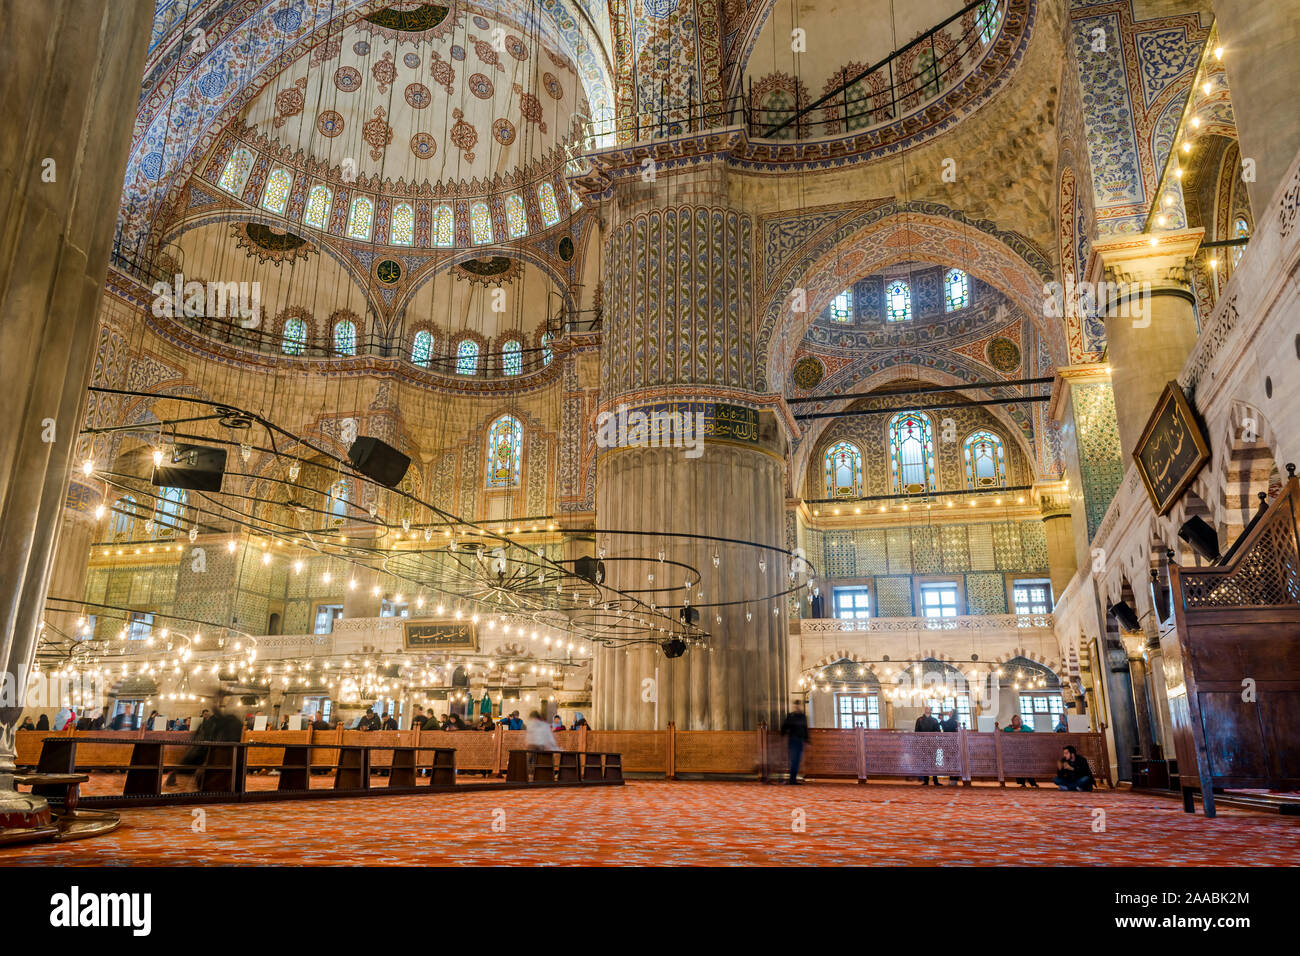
589;160;789;731
0;0;152;802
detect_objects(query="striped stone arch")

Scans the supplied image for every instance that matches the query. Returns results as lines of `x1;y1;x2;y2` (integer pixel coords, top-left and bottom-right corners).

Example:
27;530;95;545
990;649;1065;680
1216;399;1283;542
759;204;1064;393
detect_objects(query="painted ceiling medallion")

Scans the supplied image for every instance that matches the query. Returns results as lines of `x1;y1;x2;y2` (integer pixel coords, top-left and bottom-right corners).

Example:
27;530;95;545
542;72;563;100
334;66;362;92
429;50;456;94
233;221;314;264
360;2;457;44
308;37;341;67
450;108;477;161
467;34;504;72
403;52;421;69
454;255;519;286
492;118;516;145
986;336;1022;373
272;77;308;128
376;259;403;284
371;51;397;94
410;132;437;160
514;84;547;132
504;35;529;60
557;235;574;261
468;73;494;99
405;82;432;109
316;110;344;138
362;106;393;160
792;356;826;390
353;40;371;56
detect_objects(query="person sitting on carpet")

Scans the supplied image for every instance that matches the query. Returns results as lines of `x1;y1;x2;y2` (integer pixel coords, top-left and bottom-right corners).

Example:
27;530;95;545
1054;746;1095;792
1003;714;1039;787
914;706;942;786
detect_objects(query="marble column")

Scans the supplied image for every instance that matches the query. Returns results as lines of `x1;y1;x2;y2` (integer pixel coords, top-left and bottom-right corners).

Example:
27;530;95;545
42;479;104;646
1036;480;1076;606
0;0;153;807
1089;231;1203;463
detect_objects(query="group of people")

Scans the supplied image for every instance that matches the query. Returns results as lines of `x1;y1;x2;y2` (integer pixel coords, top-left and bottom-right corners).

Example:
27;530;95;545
19;703;145;732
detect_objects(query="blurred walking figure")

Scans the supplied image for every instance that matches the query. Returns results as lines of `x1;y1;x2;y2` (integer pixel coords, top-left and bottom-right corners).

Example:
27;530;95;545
780;701;810;785
524;709;559;776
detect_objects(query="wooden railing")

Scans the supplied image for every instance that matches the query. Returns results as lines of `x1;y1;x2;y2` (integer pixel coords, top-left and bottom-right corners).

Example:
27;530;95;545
19;724;1110;786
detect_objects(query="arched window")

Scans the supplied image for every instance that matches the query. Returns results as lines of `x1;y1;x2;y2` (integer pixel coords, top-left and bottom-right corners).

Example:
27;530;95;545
347;196;373;240
963;430;1005;488
261;167;292;215
944;269;969;311
282;317;308;355
761;88;797;139
282;317;306;356
456;339;479;375
537;182;561;226
328;479;349;524
155;487;187;534
411;329;433;367
218;148;253;195
486;415;523;487
824;441;863;498
433;205;454;246
504;194;528;238
304;184;333;229
914;48;940;100
502;339;522;375
1230;216;1249;267
830;289;853;322
977;0;1003;45
333;319;356;356
885;280;911;322
541;330;553;366
111;495;137;539
568;185;583;212
888;412;935;493
470;202;493;244
391;203;415;245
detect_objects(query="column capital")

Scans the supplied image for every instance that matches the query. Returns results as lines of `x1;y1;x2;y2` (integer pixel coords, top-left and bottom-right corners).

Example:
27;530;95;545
1034;479;1072;519
1047;362;1110;424
1087;228;1205;291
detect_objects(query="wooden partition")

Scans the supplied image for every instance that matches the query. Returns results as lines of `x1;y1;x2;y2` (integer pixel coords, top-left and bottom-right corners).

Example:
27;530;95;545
1166;472;1300;816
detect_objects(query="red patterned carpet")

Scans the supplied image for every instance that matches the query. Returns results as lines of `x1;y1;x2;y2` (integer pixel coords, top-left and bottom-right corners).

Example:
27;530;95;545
4;780;1299;866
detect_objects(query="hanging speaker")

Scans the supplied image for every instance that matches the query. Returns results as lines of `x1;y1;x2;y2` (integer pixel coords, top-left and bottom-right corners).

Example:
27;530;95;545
574;555;605;584
347;436;410;488
1108;601;1141;633
679;606;700;626
662;639;687;659
1178;515;1221;562
151;443;226;492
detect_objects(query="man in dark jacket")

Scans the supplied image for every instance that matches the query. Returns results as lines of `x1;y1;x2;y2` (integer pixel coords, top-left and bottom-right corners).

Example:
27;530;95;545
410;706;428;730
914;706;942;785
1054;745;1095;791
939;708;961;783
381;712;398;730
165;708;245;789
780;702;810;785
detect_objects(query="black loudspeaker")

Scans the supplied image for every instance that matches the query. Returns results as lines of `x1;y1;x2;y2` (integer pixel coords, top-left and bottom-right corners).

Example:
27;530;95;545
1108;601;1141;632
679;606;700;626
574;555;605;584
348;436;410;488
1178;515;1221;562
151;444;227;492
662;639;687;659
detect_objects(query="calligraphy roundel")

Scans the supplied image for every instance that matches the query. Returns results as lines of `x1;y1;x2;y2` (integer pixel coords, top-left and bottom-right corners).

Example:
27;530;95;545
986;337;1021;373
792;356;825;390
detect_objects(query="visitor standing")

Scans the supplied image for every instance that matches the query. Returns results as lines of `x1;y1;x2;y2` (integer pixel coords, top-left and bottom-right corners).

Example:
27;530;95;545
914;706;942;786
780;701;810;785
1003;714;1039;787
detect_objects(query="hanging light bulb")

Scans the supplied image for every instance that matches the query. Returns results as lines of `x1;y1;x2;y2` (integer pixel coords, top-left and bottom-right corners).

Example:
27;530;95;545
81;459;94;476
758;556;767;573
712;551;720;568
423;527;432;542
94;503;105;520
368;502;378;518
188;525;198;542
240;442;252;463
287;460;300;481
152;448;164;468
402;515;411;532
745;608;752;622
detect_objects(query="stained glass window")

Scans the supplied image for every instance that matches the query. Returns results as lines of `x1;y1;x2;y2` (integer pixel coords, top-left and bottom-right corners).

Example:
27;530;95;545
411;329;433;367
568;186;583;212
504;194;528;238
978;1;1002;45
1231;217;1249;267
885;279;911;322
333;319;356;356
433;205;454;246
304;184;333;229
501;339;523;375
944;269;969;311
456;338;479;374
541;331;553;366
762;88;796;139
391;203;415;245
888;412;935;493
486;415;523;487
537;182;561;226
470;202;493;244
329;479;348;524
824;441;863;498
261;167;292;215
347;196;374;240
155;486;187;533
963;430;1005;488
282;317;308;355
218;148;253;195
830;289;853;322
111;496;137;539
914;49;940;100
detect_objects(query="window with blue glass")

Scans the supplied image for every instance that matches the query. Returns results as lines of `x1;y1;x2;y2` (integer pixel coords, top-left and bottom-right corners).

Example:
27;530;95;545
944;268;969;311
502;339;522;375
456;339;479;374
888;412;935;493
885;279;911;321
830;289;853;323
824;441;863;498
963;429;1005;488
411;329;433;367
282;317;308;355
333;319;356;356
486;415;523;487
155;486;187;534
